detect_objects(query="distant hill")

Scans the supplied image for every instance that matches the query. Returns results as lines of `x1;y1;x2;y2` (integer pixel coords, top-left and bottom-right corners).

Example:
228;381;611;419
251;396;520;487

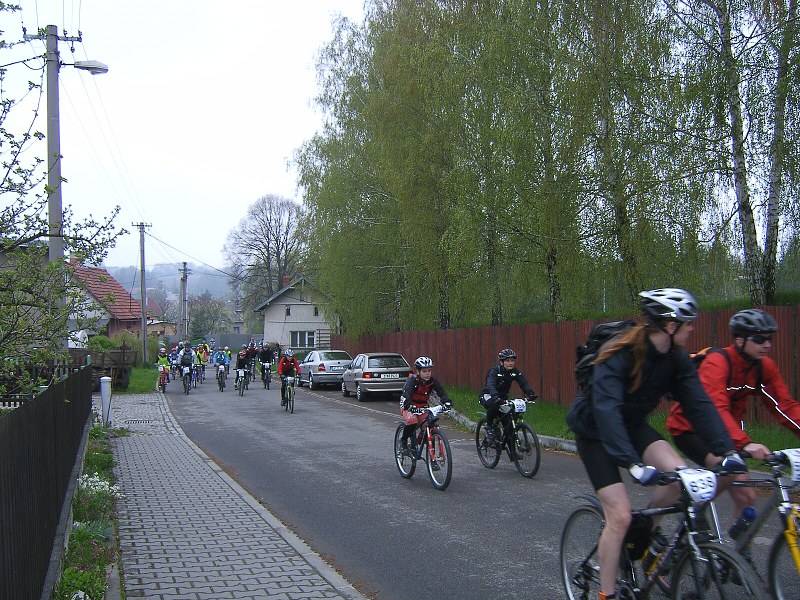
105;263;233;300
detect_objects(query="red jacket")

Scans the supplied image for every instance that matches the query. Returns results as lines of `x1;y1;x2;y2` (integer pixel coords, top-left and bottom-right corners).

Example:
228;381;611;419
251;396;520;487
666;345;800;450
278;357;300;377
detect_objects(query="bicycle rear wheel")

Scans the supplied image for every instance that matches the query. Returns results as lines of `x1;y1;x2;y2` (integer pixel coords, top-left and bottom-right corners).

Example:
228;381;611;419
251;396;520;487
561;504;605;600
769;532;800;600
426;430;452;490
512;422;541;478
475;418;501;469
671;542;769;600
394;425;416;478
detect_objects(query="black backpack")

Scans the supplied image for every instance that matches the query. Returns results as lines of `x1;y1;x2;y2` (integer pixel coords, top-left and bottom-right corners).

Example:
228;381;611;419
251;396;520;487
575;320;636;393
180;351;193;367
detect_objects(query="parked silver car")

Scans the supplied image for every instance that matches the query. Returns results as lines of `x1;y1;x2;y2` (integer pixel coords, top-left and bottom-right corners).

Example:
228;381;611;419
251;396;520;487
297;350;352;390
341;352;412;402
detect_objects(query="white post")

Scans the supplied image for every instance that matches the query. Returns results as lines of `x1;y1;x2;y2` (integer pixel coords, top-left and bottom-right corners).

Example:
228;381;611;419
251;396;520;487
100;376;112;426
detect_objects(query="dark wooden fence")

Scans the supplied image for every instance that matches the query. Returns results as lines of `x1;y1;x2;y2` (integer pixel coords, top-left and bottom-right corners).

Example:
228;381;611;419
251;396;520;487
0;366;93;600
333;305;799;423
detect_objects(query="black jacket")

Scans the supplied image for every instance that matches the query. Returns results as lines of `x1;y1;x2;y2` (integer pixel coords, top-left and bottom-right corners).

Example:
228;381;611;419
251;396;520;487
481;364;536;401
567;340;733;468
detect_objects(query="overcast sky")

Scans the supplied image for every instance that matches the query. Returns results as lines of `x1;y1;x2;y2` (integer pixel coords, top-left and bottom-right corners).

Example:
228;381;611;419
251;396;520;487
4;1;364;269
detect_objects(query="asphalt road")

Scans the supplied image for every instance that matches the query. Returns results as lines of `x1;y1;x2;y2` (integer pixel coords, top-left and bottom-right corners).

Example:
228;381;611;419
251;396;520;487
164;374;776;599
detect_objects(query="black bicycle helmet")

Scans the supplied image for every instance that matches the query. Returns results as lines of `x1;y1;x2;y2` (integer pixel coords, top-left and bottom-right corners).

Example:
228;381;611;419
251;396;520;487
729;309;778;337
498;348;517;360
638;288;699;323
414;356;433;369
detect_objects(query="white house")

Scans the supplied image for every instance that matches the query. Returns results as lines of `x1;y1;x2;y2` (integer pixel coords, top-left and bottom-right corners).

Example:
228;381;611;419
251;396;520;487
253;276;336;351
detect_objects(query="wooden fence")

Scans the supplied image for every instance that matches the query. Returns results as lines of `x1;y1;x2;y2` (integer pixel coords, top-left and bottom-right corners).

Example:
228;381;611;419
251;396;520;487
333;305;799;423
0;367;93;600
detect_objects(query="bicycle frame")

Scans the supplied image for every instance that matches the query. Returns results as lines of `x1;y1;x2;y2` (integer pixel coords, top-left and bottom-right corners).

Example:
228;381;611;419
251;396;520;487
411;410;443;463
728;450;800;573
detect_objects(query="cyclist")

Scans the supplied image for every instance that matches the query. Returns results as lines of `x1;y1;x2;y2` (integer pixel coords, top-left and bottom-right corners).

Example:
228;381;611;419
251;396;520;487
565;288;741;600
177;341;195;377
212;346;229;380
278;349;301;405
155;348;170;385
258;343;274;380
224;346;231;373
233;346;249;389
480;348;537;445
398;357;453;456
666;308;800;522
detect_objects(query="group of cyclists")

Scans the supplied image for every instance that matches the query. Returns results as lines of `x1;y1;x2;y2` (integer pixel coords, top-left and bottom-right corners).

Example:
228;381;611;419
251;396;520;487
155;338;304;403
150;287;800;599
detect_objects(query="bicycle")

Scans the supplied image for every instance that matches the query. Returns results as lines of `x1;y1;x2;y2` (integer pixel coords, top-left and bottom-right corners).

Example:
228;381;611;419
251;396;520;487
181;365;191;395
475;398;541;478
261;361;271;389
216;364;226;392
282;374;296;413
393;404;453;490
156;365;169;392
560;465;769;600
711;448;800;600
235;368;250;396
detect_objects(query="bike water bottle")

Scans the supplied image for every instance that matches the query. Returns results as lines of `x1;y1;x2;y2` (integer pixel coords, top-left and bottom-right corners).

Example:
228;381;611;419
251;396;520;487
641;531;667;573
728;506;756;541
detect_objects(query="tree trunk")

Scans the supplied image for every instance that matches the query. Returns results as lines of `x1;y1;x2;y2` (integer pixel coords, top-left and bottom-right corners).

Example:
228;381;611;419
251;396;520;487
712;0;764;303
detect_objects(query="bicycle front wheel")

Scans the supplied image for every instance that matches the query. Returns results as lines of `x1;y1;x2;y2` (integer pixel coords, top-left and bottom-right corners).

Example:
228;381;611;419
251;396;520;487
426;430;452;490
238;377;245;396
394;424;416;479
183;375;190;395
769;532;800;600
512;422;541;478
671;541;769;600
288;386;294;413
475;418;501;469
561;504;605;600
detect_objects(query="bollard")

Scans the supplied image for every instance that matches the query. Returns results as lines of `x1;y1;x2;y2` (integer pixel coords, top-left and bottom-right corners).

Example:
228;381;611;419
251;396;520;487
100;376;112;426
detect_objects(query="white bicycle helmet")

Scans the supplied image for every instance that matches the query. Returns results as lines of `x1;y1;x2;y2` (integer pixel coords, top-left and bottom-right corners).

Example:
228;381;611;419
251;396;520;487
638;288;699;323
414;356;433;369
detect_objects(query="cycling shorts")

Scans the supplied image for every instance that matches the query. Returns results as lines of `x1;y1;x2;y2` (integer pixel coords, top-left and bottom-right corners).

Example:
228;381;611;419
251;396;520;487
576;423;663;491
672;432;717;467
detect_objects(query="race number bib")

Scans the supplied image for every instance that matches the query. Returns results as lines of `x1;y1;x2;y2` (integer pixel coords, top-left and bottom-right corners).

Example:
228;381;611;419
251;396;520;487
678;468;717;502
512;399;527;413
781;448;800;482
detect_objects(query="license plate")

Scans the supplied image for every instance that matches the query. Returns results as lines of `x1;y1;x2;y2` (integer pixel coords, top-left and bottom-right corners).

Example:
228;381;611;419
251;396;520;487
381;373;400;379
330;366;344;372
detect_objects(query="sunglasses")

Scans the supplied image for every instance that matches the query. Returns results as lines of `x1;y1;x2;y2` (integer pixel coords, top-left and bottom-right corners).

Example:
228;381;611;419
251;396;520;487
747;334;773;344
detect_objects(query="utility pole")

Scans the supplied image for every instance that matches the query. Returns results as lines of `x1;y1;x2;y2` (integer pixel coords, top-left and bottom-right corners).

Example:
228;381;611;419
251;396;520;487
179;262;191;339
134;223;151;364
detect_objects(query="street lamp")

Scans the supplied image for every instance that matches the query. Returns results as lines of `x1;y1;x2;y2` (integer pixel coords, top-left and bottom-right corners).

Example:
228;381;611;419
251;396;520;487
45;25;108;264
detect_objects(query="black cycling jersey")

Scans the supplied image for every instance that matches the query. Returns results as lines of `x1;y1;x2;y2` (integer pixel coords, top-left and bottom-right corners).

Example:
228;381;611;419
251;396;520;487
481;364;536;401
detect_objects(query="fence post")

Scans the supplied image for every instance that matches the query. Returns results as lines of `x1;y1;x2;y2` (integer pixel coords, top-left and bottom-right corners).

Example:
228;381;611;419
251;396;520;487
100;376;112;426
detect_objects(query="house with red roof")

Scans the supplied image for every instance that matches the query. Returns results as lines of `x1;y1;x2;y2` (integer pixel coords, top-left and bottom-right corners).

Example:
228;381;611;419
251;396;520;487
69;262;143;338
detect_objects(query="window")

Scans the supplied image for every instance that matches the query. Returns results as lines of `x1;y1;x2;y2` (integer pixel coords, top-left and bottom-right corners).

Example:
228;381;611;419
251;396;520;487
314;306;319;317
285;305;291;317
290;331;315;348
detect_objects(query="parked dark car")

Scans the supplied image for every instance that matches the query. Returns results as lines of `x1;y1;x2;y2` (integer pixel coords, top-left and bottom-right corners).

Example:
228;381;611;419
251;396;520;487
297;350;352;390
341;352;412;402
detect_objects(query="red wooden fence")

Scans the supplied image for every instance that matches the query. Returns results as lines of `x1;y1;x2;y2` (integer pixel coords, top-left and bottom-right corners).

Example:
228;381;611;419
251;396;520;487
332;305;799;424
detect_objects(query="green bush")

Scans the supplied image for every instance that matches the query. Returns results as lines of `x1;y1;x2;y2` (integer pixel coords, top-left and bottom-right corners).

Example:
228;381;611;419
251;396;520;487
87;335;116;351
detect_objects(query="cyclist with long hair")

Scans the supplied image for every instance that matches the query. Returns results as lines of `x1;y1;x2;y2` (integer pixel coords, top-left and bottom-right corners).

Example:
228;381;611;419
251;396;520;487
566;288;742;600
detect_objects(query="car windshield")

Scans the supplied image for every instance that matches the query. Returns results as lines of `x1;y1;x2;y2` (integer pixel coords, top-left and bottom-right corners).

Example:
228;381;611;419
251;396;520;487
368;356;408;368
320;351;351;361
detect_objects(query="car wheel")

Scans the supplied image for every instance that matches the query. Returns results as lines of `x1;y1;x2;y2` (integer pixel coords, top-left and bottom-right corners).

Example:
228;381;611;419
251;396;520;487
309;373;318;390
356;384;368;402
341;380;351;397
